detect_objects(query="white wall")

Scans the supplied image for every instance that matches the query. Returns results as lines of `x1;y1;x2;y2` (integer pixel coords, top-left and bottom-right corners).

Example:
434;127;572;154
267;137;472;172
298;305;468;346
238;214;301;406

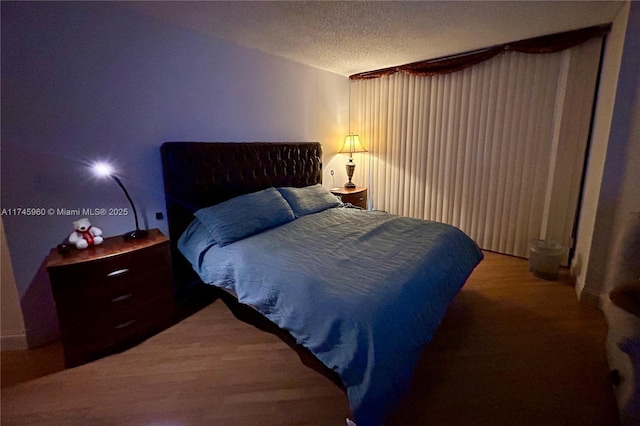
572;1;640;304
600;1;640;295
1;219;27;350
1;1;348;346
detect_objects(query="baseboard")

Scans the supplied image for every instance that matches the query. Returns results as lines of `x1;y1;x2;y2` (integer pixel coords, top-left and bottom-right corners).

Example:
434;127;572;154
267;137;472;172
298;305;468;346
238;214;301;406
1;331;28;351
576;285;605;308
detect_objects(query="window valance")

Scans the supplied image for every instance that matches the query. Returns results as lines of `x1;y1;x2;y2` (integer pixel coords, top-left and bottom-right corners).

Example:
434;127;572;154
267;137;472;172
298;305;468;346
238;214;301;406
349;24;611;80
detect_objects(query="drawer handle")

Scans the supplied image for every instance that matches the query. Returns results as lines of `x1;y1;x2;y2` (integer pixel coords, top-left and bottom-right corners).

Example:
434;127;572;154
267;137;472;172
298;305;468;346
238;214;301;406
111;293;133;303
114;319;136;330
107;268;129;278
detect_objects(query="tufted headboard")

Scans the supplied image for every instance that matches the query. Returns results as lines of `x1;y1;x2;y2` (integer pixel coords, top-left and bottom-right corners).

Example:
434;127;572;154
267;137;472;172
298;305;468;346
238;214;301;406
160;142;323;285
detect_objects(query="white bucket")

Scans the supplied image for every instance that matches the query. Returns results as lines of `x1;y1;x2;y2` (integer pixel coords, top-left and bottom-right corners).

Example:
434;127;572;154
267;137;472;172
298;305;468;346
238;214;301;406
529;239;565;280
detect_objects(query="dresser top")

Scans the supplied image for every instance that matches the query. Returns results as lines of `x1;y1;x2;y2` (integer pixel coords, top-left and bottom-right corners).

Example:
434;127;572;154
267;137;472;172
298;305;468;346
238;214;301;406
46;229;167;269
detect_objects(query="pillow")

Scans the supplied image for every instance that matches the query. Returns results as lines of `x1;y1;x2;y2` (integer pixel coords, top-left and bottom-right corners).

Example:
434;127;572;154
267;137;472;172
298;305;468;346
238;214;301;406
177;218;217;270
277;184;341;217
194;187;295;247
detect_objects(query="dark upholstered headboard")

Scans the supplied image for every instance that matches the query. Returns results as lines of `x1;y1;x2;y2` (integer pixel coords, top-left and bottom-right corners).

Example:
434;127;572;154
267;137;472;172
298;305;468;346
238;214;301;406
160;142;323;285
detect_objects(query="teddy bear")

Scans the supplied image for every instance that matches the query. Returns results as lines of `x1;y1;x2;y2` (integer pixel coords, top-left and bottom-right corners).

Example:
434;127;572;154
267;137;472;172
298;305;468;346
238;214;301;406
68;218;104;249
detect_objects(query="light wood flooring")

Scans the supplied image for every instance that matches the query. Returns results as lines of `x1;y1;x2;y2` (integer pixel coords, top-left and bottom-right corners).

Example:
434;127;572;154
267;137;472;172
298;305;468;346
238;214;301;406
1;252;620;425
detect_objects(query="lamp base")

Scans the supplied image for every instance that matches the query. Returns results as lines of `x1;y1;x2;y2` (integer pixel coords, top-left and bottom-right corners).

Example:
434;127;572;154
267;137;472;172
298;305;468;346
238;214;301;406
344;182;356;188
123;229;149;240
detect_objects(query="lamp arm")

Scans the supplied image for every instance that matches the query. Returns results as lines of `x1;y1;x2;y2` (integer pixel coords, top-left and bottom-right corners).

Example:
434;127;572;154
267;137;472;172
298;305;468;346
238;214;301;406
110;175;141;231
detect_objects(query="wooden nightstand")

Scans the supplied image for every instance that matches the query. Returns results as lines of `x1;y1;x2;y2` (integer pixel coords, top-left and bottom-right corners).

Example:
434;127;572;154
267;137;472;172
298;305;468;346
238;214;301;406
331;187;368;209
46;229;173;368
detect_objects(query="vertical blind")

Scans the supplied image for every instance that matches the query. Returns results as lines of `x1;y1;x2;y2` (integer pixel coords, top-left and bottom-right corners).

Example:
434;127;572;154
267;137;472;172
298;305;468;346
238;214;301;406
350;37;602;259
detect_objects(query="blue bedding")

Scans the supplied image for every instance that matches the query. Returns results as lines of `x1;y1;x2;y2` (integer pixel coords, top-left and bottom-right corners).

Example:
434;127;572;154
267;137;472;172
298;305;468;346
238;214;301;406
179;206;483;425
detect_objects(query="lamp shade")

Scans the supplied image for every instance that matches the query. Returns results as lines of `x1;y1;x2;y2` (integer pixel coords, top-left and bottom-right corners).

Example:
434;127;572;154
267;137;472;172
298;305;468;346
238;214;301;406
339;134;367;155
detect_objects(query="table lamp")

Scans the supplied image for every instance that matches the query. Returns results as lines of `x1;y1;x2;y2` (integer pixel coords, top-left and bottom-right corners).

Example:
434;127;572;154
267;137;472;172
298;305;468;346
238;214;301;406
93;162;148;240
339;134;367;188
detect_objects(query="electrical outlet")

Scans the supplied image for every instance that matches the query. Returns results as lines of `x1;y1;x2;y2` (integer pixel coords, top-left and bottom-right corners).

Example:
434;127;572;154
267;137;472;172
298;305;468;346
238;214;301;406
155;212;164;220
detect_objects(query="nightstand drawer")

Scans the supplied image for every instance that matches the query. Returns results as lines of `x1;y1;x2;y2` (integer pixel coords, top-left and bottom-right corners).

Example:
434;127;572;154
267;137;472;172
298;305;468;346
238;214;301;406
49;243;168;290
49;244;171;325
61;296;170;361
331;187;368;209
341;191;367;208
52;267;170;326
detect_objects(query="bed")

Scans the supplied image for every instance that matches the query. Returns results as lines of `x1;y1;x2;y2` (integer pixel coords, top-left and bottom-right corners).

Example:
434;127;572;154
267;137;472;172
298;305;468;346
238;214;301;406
161;141;483;425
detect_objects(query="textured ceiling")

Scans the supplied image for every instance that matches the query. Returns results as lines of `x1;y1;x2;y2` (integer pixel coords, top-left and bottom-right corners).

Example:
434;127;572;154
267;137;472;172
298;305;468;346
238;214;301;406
119;1;625;76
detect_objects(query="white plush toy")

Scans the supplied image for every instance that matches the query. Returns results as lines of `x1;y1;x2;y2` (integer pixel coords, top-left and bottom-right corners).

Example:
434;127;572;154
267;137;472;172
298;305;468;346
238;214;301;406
68;218;104;249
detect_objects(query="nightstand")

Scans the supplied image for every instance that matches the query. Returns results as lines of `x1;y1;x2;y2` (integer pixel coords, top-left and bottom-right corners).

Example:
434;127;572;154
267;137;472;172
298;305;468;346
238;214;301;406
46;229;173;368
331;186;368;209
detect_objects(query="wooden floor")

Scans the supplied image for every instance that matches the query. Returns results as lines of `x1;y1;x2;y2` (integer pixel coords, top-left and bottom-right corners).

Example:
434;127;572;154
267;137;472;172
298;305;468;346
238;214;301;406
1;252;619;425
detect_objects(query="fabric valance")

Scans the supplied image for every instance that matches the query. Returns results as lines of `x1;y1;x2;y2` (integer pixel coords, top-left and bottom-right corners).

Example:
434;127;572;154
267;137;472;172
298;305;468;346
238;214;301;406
350;24;611;80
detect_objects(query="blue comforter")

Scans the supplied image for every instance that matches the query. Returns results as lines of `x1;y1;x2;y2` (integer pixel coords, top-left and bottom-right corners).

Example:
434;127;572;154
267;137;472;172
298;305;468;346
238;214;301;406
179;207;483;425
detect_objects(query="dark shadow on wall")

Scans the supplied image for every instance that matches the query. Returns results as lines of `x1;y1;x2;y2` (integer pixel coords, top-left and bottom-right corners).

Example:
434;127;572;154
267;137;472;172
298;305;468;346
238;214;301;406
20;256;60;348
